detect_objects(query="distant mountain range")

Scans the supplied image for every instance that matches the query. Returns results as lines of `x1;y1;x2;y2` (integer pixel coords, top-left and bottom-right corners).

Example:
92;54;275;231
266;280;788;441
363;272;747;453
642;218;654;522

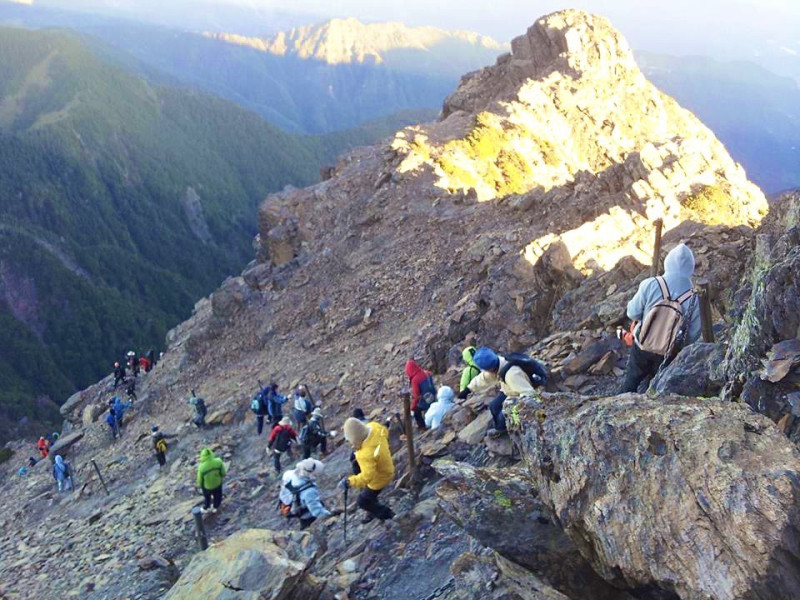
638;52;800;194
0;25;433;443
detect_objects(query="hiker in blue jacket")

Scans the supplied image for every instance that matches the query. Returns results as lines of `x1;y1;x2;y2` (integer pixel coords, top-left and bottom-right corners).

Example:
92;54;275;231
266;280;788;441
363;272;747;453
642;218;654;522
52;455;73;492
106;407;122;440
266;383;288;428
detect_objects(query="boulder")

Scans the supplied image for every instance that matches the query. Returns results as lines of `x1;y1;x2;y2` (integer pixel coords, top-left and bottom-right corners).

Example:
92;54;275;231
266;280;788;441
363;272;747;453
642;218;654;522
435;461;629;600
451;552;571;600
509;393;800;600
211;277;251;321
457;411;492;445
650;342;725;397
48;431;84;458
206;410;236;426
82;403;104;427
162;529;321;600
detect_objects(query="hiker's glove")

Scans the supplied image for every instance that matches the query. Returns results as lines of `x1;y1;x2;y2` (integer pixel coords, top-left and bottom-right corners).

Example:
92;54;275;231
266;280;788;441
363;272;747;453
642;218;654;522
457;388;471;400
337;478;350;492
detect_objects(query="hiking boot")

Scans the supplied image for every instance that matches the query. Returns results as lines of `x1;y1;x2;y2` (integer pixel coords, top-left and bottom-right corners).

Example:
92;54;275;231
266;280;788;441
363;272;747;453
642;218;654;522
360;514;375;525
486;428;507;439
200;507;209;514
209;507;218;514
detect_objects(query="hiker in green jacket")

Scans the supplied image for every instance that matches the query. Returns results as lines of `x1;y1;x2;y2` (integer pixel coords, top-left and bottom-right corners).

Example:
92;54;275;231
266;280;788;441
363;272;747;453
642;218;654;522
460;346;480;392
196;447;226;514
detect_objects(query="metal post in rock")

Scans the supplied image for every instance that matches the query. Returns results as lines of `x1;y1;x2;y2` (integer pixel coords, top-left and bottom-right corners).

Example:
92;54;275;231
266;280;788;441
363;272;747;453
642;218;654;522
697;279;715;343
651;218;664;277
402;390;417;483
192;507;209;550
91;459;109;496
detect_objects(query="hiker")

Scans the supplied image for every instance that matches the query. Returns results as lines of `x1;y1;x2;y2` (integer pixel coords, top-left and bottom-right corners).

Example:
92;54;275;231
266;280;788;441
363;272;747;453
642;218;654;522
37;437;49;459
301;408;329;459
138;355;151;373
151;426;168;468
338;417;395;523
620;244;701;393
425;386;455;430
127;351;139;377
28;456;37;467
126;379;137;405
458;347;547;435
52;455;73;492
111;395;130;428
292;385;314;428
266;383;288;428
250;383;273;435
188;390;207;429
113;361;126;389
146;349;157;370
404;360;436;430
279;458;333;529
106;408;122;440
196;447;226;514
268;417;297;474
460;346;480;392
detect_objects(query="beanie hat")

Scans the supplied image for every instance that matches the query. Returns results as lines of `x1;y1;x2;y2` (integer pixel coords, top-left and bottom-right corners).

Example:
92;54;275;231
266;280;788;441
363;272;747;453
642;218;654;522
296;458;324;478
151;425;159;433
437;386;455;404
352;408;366;421
473;347;500;371
280;417;291;426
343;417;370;448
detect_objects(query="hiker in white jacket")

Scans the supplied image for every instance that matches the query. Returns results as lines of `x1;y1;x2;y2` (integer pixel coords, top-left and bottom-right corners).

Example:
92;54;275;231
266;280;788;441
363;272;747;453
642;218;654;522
425;386;455;430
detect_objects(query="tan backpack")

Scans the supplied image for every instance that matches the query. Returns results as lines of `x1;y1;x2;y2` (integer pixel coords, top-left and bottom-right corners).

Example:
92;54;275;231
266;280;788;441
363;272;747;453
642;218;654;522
636;277;694;357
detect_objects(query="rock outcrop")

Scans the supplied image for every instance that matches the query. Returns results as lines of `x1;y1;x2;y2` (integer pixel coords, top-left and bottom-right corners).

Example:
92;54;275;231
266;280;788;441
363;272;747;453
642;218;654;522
163;530;321;600
435;461;630;600
509;393;800;600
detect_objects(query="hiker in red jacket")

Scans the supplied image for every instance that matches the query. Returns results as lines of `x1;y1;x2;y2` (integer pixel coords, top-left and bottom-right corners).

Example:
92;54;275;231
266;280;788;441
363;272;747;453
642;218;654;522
268;417;297;474
37;436;50;459
404;360;436;430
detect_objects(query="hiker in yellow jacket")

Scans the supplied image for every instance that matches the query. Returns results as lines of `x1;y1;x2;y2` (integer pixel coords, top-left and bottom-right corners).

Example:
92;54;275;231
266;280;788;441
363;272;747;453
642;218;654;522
338;418;395;523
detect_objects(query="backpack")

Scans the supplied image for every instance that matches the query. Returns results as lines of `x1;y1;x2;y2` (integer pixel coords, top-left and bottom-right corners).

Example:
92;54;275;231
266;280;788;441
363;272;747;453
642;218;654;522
636;277;694;357
418;374;436;410
280;480;315;518
155;438;168;453
250;393;263;413
499;353;548;388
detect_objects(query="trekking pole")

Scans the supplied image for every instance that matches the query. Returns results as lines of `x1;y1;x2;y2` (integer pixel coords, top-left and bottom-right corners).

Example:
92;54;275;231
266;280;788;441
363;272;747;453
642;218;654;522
343;486;348;544
651;218;663;277
192;507;209;550
402;391;417;483
91;459;110;496
697;279;715;343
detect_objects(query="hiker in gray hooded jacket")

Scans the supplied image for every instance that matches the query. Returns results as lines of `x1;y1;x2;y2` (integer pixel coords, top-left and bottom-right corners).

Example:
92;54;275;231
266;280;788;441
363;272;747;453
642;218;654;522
620;243;701;393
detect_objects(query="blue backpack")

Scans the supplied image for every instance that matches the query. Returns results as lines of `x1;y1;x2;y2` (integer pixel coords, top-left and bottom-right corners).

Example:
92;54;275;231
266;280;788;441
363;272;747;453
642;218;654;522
418;374;436;410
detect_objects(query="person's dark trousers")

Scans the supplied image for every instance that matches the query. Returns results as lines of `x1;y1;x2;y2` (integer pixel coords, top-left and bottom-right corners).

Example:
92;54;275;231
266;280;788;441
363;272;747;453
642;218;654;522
273;451;282;474
489;392;508;431
303;436;327;459
155;451;166;467
413;407;427;430
619;344;664;394
256;415;265;435
294;409;308;428
299;516;316;530
358;487;394;520
202;485;223;509
114;375;123;389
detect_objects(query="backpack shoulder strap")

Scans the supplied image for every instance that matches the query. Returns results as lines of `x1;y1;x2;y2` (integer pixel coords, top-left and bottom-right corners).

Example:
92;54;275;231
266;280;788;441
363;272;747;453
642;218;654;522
676;288;694;304
655;276;670;300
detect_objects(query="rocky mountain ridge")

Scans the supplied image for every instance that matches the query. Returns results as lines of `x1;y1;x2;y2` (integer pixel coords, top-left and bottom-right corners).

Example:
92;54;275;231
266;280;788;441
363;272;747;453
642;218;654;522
204;18;506;65
1;9;798;600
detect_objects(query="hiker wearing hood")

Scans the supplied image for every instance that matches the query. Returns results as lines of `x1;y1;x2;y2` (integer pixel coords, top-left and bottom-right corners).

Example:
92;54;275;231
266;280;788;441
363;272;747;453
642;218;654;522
405;360;436;430
268;417;297;474
458;347;537;434
460;347;480;392
196;447;226;513
52;455;73;492
188;391;207;429
620;244;701;393
425;386;455;430
37;437;49;459
279;458;332;529
338;418;395;523
106;408;122;440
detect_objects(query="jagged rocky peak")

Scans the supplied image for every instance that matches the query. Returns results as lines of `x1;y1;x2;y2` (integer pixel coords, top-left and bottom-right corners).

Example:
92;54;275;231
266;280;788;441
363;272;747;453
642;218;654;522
204;17;506;64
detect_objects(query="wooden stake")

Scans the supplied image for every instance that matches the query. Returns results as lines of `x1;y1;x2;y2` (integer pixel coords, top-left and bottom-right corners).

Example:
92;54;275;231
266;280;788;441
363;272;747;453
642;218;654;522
91;459;109;496
697;279;715;343
651;219;664;277
402;391;416;481
192;507;209;550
